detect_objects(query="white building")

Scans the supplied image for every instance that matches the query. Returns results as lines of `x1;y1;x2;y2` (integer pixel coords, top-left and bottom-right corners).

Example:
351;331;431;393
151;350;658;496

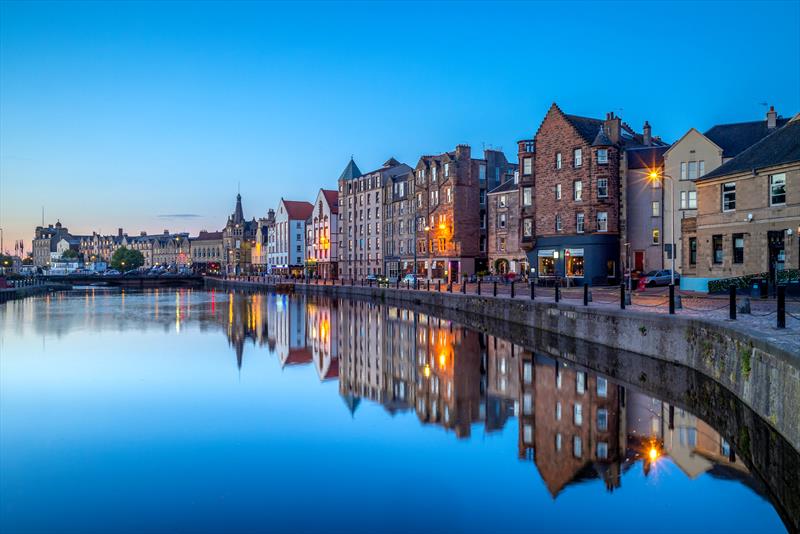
267;198;313;276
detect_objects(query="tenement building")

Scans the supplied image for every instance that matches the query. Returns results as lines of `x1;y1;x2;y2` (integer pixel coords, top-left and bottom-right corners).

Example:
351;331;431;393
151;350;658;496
338;157;411;280
517;139;536;261
529;104;665;285
383;169;414;279
269;198;313;276
681;115;799;289
411;145;516;282
33;221;73;267
662;106;790;273
305;189;339;279
190;230;224;273
487;176;528;275
252;209;275;274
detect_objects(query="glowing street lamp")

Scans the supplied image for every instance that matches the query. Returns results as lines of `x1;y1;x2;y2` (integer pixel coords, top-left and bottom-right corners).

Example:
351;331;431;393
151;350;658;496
649;169;676;286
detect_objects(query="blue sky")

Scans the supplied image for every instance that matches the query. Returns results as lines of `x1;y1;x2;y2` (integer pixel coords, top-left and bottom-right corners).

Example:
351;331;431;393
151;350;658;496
1;0;799;251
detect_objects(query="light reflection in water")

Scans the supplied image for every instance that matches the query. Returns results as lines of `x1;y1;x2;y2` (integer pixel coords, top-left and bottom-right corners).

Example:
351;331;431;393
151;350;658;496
0;289;794;533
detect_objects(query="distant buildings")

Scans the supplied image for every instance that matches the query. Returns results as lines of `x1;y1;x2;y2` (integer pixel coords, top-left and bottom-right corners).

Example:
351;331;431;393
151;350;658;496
191;231;224;273
223;193;257;275
33;221;72;267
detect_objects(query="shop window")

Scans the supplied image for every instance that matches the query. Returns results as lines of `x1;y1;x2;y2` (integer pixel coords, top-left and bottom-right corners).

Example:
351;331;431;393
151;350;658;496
539;256;555;277
566;254;584;277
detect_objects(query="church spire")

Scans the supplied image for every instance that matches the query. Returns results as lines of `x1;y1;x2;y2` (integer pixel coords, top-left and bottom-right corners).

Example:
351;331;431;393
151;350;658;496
232;193;244;224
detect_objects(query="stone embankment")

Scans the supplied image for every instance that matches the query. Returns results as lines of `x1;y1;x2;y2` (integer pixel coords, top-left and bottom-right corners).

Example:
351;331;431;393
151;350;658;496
205;276;800;453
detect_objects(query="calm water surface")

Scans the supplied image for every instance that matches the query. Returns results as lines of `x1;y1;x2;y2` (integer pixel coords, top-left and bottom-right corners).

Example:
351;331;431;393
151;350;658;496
0;289;796;533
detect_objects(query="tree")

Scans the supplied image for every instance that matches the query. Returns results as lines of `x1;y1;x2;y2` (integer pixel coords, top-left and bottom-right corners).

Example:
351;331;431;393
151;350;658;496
110;247;145;271
62;248;80;260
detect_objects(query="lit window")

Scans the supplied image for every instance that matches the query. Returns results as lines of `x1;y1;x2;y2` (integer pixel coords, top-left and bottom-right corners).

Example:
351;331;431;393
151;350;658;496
652;229;660;244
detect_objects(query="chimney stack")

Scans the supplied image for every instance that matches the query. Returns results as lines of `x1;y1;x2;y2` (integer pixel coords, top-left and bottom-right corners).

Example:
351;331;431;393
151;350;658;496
767;105;777;129
643;121;652;146
604;112;621;144
118;228;123;237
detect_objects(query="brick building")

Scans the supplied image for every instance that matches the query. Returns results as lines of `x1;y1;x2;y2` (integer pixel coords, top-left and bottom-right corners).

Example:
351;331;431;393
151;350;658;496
529;104;665;285
337;157;411;280
517;139;536;261
487;177;528;275
681;115;799;289
410;145;517;282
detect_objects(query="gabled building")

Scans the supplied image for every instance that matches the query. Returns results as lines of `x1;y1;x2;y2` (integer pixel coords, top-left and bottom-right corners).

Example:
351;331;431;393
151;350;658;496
305;189;339;279
529;104;666;285
663;106;790;272
383;169;414;279
252;210;275;274
487;177;528;275
269;198;313;276
681;115;799;289
337;157;411;280
33;221;74;267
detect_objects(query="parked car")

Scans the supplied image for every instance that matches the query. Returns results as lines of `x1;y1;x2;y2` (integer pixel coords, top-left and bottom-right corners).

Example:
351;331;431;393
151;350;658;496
638;270;680;288
365;274;387;284
401;273;418;285
103;269;121;276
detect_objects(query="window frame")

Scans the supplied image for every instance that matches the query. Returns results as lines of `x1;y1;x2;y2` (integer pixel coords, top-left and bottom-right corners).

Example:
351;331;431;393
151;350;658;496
722;182;736;212
769;173;786;206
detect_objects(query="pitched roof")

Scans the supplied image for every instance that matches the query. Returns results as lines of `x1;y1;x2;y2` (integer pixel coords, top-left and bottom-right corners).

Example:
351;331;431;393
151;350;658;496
564;114;606;144
321;189;339;214
282;199;314;220
592;126;613;147
193;231;223;241
338;158;362;181
487;178;518;194
704;117;790;158
626;146;670;170
699;116;800;181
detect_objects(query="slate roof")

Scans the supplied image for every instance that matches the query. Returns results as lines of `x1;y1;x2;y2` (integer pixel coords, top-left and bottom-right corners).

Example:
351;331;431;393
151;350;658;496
564;114;605;144
592;126;613;147
282;200;314;220
704;117;790;158
626;146;670;170
193;231;223;241
338;158;362;181
699;116;800;181
487;178;518;194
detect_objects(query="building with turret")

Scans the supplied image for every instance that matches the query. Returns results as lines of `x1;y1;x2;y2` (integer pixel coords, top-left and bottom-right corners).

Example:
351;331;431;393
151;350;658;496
223;193;257;274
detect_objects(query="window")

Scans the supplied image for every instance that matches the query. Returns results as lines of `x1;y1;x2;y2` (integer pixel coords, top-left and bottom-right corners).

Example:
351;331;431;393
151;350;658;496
446;187;452;203
680;162;687;180
688;161;699;180
523;218;533;238
576;213;585;233
574;148;582;167
574;403;583;425
680;190;697;209
499;237;506;252
689;237;697;265
444;163;450;177
573;436;582;458
479;190;486;205
597;442;608;459
555;183;562;200
555;214;562;232
597;377;607;397
652;229;660;244
523;157;533;175
652;201;660;217
479;164;486;181
499;213;507;229
713;235;723;264
597;149;608;164
597;409;608;431
523;187;532;206
597;212;608;232
499;194;507;208
699;160;705;177
733;233;744;264
431;166;438;182
556;433;562;452
722;182;736;211
576;372;585;394
770;174;786;206
597;178;608;198
556;152;562;169
574;180;582;201
555;402;562;421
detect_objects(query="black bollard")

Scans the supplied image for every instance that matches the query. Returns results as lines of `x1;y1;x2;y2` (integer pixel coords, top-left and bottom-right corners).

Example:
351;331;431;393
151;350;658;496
583;283;589;306
510;281;515;298
555;284;560;303
461;279;466;294
493;281;497;297
530;281;535;300
729;285;737;320
620;283;626;310
448;282;452;293
669;284;675;315
477;279;482;296
777;285;786;329
427;280;430;291
437;280;441;292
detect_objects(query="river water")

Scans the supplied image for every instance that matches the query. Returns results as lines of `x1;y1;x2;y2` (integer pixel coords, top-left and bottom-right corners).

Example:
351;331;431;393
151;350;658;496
0;288;796;533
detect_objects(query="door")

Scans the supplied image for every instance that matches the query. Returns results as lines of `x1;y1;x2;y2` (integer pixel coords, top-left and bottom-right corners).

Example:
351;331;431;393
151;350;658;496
634;251;645;273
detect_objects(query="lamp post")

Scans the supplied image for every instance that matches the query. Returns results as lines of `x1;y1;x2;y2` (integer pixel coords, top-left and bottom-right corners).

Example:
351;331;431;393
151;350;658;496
649;170;676;286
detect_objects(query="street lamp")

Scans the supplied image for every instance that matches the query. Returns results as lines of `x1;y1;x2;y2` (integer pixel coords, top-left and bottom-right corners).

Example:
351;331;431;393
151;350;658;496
649;169;676;286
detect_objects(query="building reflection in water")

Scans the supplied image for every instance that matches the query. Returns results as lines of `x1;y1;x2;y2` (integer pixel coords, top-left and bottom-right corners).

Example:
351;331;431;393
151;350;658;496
210;291;764;506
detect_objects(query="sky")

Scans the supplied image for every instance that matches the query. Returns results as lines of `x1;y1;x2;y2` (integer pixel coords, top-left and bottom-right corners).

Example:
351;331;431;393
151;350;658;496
1;0;799;254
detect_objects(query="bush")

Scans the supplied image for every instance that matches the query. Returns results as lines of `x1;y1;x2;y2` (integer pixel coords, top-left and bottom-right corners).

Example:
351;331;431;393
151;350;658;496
708;269;799;293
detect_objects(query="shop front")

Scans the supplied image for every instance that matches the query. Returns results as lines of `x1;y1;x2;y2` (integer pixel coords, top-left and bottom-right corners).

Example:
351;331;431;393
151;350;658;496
530;235;619;286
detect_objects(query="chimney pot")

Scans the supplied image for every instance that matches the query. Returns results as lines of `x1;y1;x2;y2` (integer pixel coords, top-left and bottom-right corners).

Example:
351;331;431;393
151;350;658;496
643;121;652;146
767;105;778;129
